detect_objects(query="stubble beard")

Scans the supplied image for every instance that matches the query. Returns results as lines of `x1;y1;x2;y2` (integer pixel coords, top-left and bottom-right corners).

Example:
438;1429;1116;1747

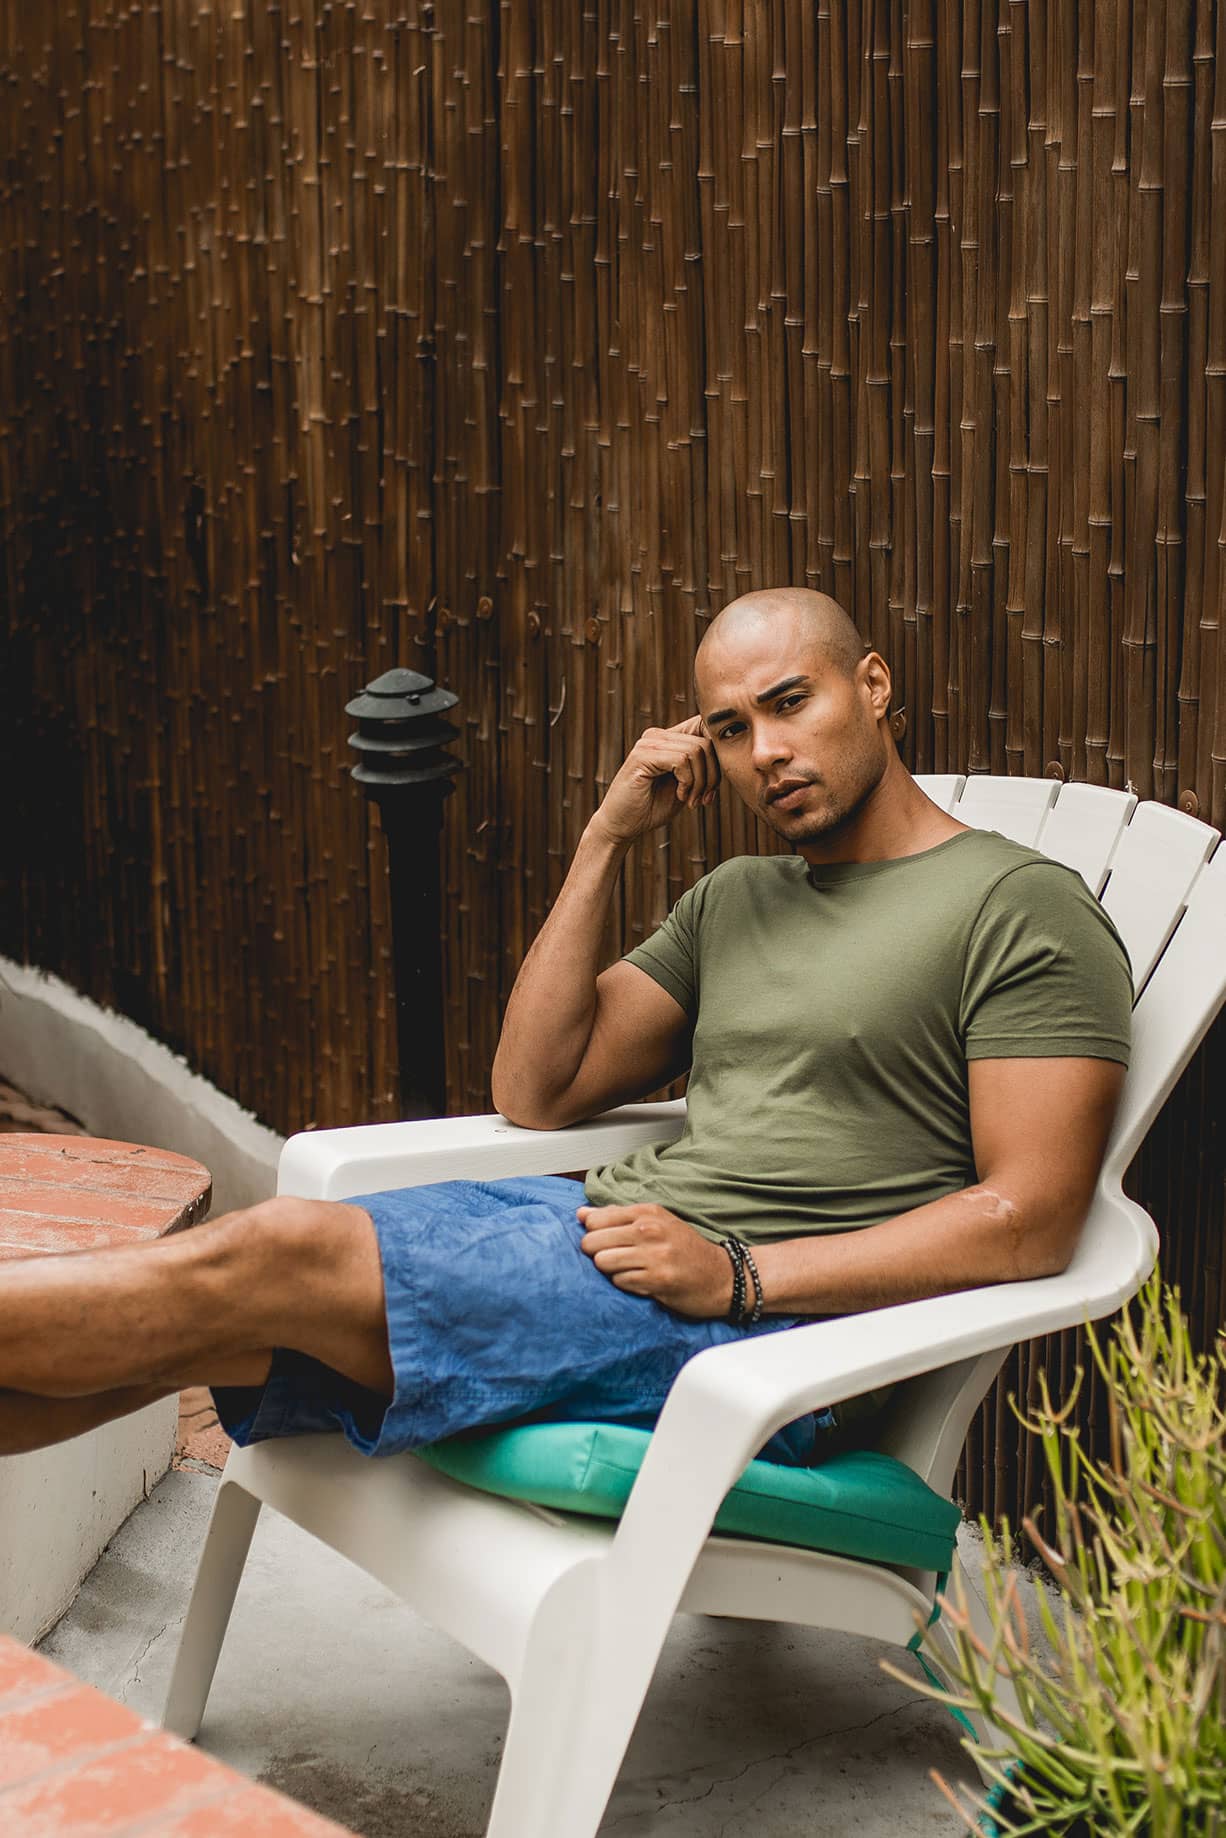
780;793;856;847
771;745;888;848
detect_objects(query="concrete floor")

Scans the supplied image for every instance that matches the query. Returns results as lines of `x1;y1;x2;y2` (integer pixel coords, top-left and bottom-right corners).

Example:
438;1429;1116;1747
36;1467;992;1836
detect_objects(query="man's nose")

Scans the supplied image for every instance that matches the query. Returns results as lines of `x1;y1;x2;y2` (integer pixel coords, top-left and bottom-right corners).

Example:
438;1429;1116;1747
750;720;792;773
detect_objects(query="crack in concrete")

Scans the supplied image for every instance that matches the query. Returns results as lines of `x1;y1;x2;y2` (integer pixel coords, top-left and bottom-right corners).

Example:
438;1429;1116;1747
120;1618;170;1701
604;1694;922;1829
716;1763;789;1838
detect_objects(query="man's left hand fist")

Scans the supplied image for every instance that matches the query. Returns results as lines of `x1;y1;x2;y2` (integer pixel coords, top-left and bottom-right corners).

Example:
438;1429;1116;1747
577;1202;732;1319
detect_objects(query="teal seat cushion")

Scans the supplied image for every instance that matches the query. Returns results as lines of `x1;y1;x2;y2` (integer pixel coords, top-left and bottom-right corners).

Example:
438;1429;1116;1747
415;1422;960;1573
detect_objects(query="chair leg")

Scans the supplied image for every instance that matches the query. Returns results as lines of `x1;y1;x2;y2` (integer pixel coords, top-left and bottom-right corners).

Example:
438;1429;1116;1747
920;1557;1024;1763
162;1477;262;1740
484;1561;671;1838
956;1557;1024;1739
918;1612;990;1750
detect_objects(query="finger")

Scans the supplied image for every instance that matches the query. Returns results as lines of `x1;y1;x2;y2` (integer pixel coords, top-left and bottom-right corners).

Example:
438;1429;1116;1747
636;732;711;806
580;1224;636;1251
669;717;715;803
581;1227;642;1258
591;1246;648;1275
694;717;717;799
611;1270;654;1295
681;733;720;802
577;1205;644;1228
672;739;709;806
675;746;703;805
699;738;722;803
580;1225;621;1248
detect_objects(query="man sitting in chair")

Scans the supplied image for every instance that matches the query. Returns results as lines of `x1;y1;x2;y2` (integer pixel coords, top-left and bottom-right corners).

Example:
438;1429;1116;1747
0;589;1132;1466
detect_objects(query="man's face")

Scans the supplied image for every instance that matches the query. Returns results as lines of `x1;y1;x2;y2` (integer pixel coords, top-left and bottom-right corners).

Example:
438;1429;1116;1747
695;617;892;847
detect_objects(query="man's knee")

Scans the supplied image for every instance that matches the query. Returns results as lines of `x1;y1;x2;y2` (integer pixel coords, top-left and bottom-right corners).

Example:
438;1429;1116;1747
211;1195;372;1275
218;1197;390;1392
210;1196;383;1316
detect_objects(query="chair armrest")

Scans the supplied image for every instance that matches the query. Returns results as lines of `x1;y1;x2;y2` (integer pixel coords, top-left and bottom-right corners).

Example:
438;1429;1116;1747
669;1190;1153;1439
606;1186;1158;1588
276;1101;687;1200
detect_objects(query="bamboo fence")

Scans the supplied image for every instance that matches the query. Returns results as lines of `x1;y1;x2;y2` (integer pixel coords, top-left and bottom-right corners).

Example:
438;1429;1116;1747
0;0;1223;1526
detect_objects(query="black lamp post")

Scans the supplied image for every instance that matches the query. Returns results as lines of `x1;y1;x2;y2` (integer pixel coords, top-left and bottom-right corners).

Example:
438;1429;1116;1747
346;666;462;1119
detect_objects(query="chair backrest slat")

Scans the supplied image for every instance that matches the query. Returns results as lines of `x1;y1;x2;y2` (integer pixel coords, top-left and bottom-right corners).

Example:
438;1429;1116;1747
1099;802;1220;992
950;774;1059;845
913;773;966;813
1033;782;1137;894
1109;835;1226;1172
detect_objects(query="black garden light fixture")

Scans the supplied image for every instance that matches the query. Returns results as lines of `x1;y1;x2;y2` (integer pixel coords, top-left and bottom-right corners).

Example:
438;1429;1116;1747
346;666;462;1119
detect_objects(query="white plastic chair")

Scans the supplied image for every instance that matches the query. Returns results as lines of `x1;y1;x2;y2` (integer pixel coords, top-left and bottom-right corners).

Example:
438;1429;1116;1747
163;777;1226;1836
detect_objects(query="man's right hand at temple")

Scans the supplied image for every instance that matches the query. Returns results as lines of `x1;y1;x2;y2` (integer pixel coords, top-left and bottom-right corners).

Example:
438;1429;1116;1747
588;716;721;846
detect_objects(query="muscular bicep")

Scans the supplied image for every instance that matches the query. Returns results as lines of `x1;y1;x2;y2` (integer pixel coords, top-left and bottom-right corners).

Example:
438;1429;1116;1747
967;1056;1126;1274
545;960;694;1127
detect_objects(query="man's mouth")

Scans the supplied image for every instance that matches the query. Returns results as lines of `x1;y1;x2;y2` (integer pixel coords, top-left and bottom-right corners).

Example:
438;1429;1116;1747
765;779;813;809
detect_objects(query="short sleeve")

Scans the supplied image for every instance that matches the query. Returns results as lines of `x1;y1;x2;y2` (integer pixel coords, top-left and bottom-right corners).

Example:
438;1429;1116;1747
622;881;701;1021
960;863;1133;1065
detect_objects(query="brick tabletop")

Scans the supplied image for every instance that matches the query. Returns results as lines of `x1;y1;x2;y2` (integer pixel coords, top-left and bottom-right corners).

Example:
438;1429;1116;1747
0;1638;352;1836
0;1136;212;1260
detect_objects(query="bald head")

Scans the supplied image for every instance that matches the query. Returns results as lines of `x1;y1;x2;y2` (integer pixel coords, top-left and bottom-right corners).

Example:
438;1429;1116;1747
696;589;867;684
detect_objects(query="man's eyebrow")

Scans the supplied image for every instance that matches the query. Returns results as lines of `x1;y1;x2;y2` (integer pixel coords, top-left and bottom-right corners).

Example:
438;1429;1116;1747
703;675;809;728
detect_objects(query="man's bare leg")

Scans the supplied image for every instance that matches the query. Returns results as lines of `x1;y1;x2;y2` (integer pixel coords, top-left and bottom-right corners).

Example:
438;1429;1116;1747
0;1352;275;1457
0;1199;392;1450
0;1385;178;1455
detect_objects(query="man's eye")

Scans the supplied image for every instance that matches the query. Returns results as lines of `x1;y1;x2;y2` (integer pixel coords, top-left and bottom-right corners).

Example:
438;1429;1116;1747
778;694;805;711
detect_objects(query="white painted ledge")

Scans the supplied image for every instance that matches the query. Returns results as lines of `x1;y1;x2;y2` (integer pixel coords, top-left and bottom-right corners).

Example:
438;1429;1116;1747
0;1399;179;1643
0;958;285;1639
0;957;283;1215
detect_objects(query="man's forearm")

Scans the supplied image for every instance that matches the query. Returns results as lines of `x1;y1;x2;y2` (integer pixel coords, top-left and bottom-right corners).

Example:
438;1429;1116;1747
491;821;630;1121
752;1179;1074;1316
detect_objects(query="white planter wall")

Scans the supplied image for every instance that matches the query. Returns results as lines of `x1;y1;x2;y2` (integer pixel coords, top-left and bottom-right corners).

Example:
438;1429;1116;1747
0;956;283;1215
0;1400;179;1642
0;957;285;1639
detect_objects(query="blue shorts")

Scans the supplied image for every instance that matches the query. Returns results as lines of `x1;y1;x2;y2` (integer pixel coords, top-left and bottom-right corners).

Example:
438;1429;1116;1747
212;1175;823;1466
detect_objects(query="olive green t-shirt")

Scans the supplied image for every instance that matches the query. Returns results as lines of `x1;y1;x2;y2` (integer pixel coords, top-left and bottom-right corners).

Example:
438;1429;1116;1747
584;830;1133;1245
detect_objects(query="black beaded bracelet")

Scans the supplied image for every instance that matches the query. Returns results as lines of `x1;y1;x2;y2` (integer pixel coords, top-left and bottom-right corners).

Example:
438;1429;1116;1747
724;1235;764;1328
722;1237;745;1324
740;1241;764;1326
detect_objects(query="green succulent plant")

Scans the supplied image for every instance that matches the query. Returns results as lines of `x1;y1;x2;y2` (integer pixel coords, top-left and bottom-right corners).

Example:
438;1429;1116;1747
889;1275;1226;1836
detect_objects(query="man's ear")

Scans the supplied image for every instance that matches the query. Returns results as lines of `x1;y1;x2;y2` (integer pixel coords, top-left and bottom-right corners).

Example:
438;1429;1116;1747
860;651;893;718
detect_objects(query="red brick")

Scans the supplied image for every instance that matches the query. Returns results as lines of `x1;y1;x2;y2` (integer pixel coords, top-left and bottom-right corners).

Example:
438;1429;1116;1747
0;1148;203;1202
0;1644;63;1712
0;1646;353;1836
0;1136;211;1262
0;1211;161;1253
0;1185;184;1235
0;1682;144;1791
0;1727;241;1834
175;1389;232;1472
0;1138;211;1241
0;1137;209;1176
